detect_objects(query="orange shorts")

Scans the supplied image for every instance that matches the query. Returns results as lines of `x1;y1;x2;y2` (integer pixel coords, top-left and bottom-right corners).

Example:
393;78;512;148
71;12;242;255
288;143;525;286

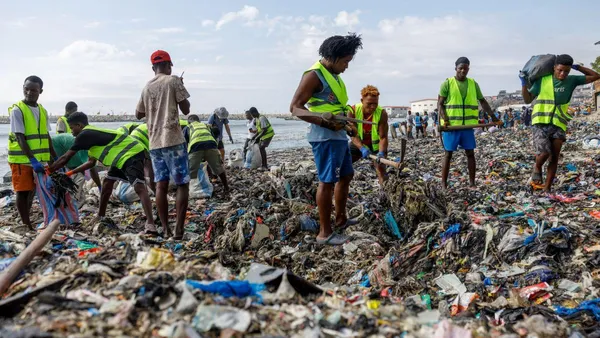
10;163;35;192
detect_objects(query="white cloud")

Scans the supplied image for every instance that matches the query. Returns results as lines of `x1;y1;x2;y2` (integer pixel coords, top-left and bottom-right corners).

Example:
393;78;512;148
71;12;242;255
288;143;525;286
202;20;215;27
153;27;185;33
334;10;361;28
216;55;224;62
215;5;259;30
130;18;145;23
84;21;101;28
57;40;134;60
5;16;36;27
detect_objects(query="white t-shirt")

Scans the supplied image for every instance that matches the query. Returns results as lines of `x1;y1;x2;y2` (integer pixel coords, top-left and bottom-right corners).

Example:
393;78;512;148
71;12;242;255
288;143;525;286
10;104;52;134
246;118;257;139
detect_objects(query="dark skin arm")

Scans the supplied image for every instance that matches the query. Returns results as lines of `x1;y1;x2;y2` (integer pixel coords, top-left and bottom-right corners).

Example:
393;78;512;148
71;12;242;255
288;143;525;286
15;133;37;162
289;71;345;131
578;65;600;84
89;167;102;190
48;133;57;161
178;99;191;115
479;99;501;123
437;96;450;125
49;150;78;172
522;85;534;104
378;110;389;154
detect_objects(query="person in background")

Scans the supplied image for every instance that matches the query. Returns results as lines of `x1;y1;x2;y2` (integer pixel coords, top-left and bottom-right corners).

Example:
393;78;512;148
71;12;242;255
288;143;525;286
129;123;156;194
49;112;157;235
136;50;191;240
243;110;257;161
521;54;600;191
422;111;429;137
184;115;229;193
431;108;439;137
208;107;233;161
248;107;275;170
57;101;77;134
502;110;509;128
118;122;140;135
406;110;415;138
8;75;57;230
348;84;389;185
289;33;363;245
523;107;532;127
414;112;423;138
51;133;102;207
438;57;501;189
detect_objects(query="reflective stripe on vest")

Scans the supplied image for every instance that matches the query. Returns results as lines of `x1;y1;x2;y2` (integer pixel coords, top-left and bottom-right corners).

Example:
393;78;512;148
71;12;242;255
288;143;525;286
179;119;189;127
531;75;571;131
118;123;139;135
354;103;382;151
255;116;275;140
188;121;216;152
130;124;149;150
304;61;349;115
84;125;145;169
59;116;72;133
7;101;51;163
442;77;479;127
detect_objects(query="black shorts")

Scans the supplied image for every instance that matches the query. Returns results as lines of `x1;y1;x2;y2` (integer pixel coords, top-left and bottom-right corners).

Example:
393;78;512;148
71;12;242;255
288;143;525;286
106;152;146;185
259;137;273;148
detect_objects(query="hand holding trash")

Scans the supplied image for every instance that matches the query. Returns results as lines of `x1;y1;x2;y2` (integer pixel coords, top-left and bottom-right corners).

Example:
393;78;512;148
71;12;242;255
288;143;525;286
30;158;45;173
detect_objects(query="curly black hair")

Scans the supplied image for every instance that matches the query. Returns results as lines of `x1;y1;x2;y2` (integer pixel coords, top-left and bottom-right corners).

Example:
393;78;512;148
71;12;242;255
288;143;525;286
24;75;43;89
318;33;363;61
555;54;573;66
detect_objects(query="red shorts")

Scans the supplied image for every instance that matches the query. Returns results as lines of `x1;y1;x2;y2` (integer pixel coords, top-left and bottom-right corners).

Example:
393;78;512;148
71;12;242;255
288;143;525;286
10;163;35;192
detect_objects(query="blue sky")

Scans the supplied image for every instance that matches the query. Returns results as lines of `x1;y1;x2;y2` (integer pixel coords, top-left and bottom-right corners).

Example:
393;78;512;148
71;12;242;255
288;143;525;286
1;0;599;115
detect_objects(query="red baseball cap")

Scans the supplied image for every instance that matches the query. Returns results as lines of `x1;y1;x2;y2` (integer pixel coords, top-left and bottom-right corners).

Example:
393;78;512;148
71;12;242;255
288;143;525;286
150;50;172;65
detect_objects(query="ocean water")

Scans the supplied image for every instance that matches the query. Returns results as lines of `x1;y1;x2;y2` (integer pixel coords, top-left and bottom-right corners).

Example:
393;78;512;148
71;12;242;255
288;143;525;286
0;118;311;176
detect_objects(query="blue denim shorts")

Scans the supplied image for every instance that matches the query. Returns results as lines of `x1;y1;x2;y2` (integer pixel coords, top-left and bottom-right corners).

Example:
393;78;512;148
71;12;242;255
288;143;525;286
310;140;354;183
149;143;190;185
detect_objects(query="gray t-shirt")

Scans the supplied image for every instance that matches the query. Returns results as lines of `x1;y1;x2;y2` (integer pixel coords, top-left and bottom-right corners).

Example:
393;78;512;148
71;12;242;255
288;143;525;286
10;104;51;134
56;118;67;133
407;114;415;126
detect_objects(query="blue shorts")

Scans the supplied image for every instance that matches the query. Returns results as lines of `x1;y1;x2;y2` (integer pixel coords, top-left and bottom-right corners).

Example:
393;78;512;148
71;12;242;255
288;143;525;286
442;129;476;152
310;140;353;183
149;143;191;185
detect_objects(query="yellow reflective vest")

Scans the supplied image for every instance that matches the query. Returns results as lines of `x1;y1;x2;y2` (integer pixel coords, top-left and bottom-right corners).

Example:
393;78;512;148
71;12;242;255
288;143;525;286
531;75;572;131
58;116;72;134
84;125;145;169
442;77;479;127
188;121;216;152
304;61;349;115
354;103;382;151
7;101;51;164
255;116;275;140
130;123;149;150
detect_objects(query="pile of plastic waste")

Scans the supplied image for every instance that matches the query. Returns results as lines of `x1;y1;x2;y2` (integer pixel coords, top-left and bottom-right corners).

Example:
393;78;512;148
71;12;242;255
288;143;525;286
1;118;600;337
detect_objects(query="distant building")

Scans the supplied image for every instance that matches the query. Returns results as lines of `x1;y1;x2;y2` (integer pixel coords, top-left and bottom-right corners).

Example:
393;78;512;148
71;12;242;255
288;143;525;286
382;105;409;118
410;99;437;114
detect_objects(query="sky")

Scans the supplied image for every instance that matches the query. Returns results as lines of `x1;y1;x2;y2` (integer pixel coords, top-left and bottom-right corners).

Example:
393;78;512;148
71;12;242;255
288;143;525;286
1;0;599;115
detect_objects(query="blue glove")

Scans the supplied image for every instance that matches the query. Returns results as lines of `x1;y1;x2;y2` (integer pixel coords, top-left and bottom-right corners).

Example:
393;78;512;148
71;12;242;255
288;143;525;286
572;64;580;71
377;151;385;158
30;158;44;173
360;146;370;159
519;71;527;87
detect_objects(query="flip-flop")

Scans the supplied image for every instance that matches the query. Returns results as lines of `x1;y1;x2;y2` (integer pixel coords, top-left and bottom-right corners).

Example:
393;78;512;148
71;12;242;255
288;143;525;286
141;223;159;237
316;233;348;246
529;171;543;185
336;218;359;231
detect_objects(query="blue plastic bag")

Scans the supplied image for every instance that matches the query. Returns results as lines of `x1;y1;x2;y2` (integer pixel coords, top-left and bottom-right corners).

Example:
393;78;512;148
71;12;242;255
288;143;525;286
186;280;265;298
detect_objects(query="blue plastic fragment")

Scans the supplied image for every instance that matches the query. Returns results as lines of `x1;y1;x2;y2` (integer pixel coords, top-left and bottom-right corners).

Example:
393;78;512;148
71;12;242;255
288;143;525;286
384;210;403;239
554;298;600;320
498;211;525;219
360;274;371;287
186;280;265;299
439;224;461;241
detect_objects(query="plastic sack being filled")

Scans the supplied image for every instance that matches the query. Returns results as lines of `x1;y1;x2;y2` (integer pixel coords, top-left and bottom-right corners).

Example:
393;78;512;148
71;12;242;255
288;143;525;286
189;162;213;199
244;143;263;169
34;172;79;226
112;181;140;204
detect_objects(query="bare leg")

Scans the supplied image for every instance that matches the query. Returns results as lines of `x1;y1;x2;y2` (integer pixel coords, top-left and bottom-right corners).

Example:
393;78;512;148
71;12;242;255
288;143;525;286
334;174;353;226
16;191;33;229
156;181;171;237
174;183;189;238
441;151;453;189
466;149;476;187
316;182;334;240
98;178;116;217
544;139;564;192
134;182;155;231
534;152;550;181
375;163;387;185
259;145;268;169
144;160;156;194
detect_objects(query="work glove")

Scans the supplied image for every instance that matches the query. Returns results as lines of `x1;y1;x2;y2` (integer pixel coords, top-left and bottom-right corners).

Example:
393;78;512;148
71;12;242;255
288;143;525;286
571;64;580;71
519;71;527;87
377;151;386;159
229;136;234;144
30;158;45;173
360;146;371;159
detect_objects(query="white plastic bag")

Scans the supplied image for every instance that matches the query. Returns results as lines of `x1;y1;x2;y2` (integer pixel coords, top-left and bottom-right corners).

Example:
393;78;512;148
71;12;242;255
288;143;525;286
228;148;244;168
189;163;213;199
244;143;263;169
112;181;140;204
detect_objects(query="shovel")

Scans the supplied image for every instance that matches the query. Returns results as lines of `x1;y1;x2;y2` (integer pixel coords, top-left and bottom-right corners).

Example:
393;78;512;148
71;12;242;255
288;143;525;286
368;138;407;170
437;122;499;132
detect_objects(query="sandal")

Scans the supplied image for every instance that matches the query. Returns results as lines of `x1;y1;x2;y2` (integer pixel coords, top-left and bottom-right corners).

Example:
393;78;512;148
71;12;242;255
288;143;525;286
336;218;359;231
316;233;349;246
142;223;159;237
529;170;543;185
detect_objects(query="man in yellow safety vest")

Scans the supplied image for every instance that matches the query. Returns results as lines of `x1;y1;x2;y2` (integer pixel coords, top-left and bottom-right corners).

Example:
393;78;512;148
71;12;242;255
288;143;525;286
248;107;275;170
49;112;158;236
438;57;500;189
521;54;600;191
57;101;77;134
8;75;58;229
289;33;363;246
348;85;389;185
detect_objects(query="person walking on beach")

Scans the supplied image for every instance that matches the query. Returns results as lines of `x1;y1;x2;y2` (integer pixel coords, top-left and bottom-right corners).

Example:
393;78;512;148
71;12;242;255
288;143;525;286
57;101;77;134
248;107;275;170
208;107;234;161
184;114;229;193
422;112;429;137
136;50;191;239
49;112;158;235
438;57;500;189
522;54;600;191
289;33;363;245
8;76;57;230
431;109;439;137
348;85;389;185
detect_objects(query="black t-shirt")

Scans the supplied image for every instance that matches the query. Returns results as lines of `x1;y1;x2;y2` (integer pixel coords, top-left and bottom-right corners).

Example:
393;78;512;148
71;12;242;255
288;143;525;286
70;129;117;153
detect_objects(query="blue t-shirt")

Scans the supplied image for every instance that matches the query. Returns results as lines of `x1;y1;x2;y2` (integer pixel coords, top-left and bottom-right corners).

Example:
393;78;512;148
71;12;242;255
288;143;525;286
207;114;229;142
415;116;422;127
305;70;348;143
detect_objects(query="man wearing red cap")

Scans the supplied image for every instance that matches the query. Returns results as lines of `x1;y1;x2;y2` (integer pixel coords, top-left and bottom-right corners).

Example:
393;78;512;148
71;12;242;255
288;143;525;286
136;50;191;239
